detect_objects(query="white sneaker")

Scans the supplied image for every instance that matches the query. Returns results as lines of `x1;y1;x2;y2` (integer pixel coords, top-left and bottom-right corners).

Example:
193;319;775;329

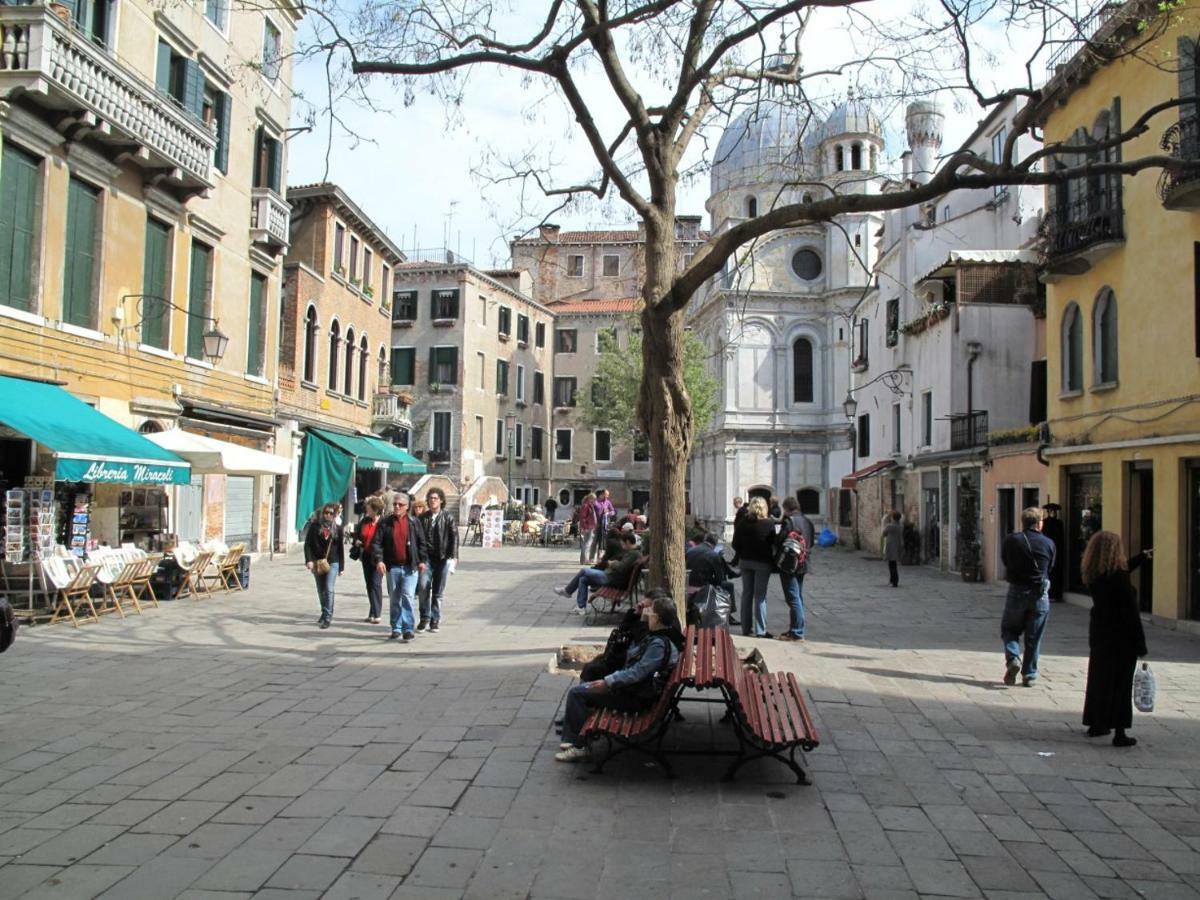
553;585;571;597
559;741;574;750
555;745;590;763
574;606;587;616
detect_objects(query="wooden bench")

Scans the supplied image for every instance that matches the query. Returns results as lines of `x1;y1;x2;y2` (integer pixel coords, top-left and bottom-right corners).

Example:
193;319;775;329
586;555;647;623
577;625;820;783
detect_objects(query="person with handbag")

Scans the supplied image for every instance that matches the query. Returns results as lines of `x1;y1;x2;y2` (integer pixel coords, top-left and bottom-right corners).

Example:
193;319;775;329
352;496;385;624
371;491;429;642
999;507;1056;686
304;503;345;629
417;487;457;633
1081;531;1150;747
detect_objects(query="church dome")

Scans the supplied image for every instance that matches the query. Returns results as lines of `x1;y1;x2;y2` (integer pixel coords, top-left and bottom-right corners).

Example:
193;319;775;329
824;96;882;138
710;96;822;196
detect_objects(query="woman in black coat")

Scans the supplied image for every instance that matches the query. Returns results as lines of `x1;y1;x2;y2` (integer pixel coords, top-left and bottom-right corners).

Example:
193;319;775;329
304;503;345;629
731;497;778;638
1081;531;1150;747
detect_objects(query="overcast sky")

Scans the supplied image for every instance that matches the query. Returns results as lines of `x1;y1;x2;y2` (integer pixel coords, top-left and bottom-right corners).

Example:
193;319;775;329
285;3;1051;269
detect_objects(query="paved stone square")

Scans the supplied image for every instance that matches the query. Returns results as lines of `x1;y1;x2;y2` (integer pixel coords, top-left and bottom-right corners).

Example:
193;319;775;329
1;543;1199;899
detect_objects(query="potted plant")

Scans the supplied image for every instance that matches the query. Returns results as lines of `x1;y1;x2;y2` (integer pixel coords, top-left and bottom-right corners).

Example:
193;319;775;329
364;285;375;298
334;264;346;278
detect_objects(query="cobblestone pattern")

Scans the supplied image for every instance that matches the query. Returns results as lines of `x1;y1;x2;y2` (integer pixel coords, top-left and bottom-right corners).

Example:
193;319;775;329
1;545;1198;899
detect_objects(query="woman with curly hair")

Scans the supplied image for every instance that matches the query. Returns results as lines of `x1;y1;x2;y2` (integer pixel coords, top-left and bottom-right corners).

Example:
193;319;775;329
1081;531;1151;747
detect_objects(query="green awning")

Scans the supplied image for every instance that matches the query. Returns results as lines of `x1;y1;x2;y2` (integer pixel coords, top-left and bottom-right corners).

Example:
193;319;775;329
295;428;425;530
0;375;191;485
309;428;426;474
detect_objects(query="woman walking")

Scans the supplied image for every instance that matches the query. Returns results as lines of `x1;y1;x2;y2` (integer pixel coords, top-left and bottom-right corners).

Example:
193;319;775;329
882;511;904;587
732;497;776;638
1081;531;1150;747
577;492;598;564
353;497;385;624
304;503;344;629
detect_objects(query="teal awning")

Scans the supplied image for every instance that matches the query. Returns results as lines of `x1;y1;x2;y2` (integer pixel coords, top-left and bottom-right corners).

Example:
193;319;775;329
295;428;425;530
0;375;191;485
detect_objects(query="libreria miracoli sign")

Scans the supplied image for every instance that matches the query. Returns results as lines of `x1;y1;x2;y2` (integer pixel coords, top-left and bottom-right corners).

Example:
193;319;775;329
55;459;190;486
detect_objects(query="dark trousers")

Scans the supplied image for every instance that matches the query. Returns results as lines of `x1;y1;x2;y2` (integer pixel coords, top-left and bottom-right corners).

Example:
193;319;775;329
888;561;899;586
561;683;649;747
360;559;383;618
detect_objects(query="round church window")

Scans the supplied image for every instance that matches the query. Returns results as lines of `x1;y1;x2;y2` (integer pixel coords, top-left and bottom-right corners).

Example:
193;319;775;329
791;248;822;281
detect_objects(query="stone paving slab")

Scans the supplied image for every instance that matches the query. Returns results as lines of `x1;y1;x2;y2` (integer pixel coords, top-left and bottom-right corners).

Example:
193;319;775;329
2;544;1200;898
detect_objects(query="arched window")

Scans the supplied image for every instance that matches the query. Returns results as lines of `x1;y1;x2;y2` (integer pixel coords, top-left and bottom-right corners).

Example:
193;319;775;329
378;346;388;387
797;488;820;515
851;143;862;170
792;337;814;403
358;335;369;400
328;319;340;392
1093;289;1118;385
344;327;356;398
1061;303;1082;393
303;305;318;383
835;145;845;171
746;196;758;217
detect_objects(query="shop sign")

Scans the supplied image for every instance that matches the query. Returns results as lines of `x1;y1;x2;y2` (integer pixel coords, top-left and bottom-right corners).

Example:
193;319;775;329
56;458;190;485
597;468;625;479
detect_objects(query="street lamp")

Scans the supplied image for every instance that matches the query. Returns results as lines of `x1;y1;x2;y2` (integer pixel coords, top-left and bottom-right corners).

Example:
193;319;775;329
121;294;229;363
504;411;517;509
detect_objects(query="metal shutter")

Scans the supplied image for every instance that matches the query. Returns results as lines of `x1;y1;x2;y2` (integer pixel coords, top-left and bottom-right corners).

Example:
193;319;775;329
224;476;255;546
177;475;204;543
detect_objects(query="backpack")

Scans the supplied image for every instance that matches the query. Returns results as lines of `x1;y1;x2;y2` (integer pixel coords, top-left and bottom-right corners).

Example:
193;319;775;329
0;598;17;653
774;516;809;576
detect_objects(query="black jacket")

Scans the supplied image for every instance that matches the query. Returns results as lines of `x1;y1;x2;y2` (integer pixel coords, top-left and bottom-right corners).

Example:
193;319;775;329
305;522;345;571
1001;527;1056;589
371;513;429;569
419;509;458;561
732;516;777;565
686;544;736;587
1088;553;1148;657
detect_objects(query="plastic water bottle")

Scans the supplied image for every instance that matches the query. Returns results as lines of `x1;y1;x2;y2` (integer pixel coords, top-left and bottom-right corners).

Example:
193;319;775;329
1133;662;1156;713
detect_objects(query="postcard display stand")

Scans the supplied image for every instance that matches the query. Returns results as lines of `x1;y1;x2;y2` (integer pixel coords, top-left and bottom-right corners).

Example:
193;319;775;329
2;477;57;614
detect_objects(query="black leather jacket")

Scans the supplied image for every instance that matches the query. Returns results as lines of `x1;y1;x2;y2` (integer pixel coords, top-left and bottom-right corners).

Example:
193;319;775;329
370;514;429;569
419;509;458;561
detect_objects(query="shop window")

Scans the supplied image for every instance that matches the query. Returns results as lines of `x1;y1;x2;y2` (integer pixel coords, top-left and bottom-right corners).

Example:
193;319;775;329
0;142;40;313
247;272;267;377
63;177;101;329
141;217;172;350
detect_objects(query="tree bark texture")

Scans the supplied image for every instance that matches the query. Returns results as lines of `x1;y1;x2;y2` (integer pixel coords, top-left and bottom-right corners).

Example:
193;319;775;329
638;213;691;619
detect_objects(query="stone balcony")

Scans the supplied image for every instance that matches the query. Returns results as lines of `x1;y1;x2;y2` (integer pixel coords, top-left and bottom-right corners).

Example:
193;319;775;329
0;4;215;195
251;187;290;254
371;391;412;431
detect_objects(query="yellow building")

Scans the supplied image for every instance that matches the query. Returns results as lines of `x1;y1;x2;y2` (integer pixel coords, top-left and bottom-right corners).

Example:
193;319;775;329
1038;2;1200;625
0;0;300;551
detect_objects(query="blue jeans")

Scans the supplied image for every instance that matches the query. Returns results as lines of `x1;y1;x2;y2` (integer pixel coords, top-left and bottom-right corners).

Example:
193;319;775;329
780;572;805;638
420;559;450;624
566;567;608;609
387;565;420;635
740;560;772;636
314;563;339;621
1001;579;1050;680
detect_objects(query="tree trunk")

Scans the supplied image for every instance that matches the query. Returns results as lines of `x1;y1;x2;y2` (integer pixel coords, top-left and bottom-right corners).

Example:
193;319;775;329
639;214;691;621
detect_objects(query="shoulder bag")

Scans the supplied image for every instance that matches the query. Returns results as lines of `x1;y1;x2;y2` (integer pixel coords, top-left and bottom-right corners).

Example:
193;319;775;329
314;532;333;576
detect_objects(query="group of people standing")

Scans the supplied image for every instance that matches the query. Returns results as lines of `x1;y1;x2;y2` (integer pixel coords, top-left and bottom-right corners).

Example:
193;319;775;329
729;495;815;642
303;488;458;641
1000;506;1151;747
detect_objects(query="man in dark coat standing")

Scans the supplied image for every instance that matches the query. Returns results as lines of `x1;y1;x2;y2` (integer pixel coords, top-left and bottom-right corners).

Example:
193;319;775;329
372;491;429;642
999;507;1056;687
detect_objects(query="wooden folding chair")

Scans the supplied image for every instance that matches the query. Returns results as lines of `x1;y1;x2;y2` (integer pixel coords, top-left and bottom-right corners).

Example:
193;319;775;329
177;550;215;600
213;543;246;592
105;559;144;617
129;558;160;608
47;563;102;628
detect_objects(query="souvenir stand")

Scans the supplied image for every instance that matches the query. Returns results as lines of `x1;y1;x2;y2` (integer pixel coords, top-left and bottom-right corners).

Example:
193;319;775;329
0;376;191;619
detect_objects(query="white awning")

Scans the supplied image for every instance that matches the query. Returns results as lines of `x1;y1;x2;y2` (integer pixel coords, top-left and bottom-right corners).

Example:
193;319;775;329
146;429;291;476
918;249;1038;283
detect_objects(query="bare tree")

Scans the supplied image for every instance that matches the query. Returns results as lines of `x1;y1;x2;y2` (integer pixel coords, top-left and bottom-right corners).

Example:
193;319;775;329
303;0;1196;608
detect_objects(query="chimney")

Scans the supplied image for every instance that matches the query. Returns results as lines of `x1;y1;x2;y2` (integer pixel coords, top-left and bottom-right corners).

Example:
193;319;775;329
539;223;561;241
905;101;945;186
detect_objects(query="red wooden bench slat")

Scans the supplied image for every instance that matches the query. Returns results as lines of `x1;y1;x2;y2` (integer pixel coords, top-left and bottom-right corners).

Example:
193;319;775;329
679;625;696;684
785;671;819;745
769;676;798;744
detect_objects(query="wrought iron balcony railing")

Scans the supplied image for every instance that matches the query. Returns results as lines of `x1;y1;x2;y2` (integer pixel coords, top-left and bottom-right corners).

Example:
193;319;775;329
0;5;215;194
1042;187;1124;262
949;411;989;451
1158;113;1200;208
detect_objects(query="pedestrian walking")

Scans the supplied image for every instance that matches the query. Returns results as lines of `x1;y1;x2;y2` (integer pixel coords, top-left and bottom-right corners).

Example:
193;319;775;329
371;491;429;642
1081;531;1151;747
731;496;776;638
882;511;903;587
418;487;457;633
304;503;344;629
578;492;598;563
593;488;615;551
544;495;558;522
999;507;1056;686
775;496;814;641
352;496;385;624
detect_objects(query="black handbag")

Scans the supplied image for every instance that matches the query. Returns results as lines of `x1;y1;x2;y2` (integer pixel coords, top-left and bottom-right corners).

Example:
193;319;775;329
348;543;362;562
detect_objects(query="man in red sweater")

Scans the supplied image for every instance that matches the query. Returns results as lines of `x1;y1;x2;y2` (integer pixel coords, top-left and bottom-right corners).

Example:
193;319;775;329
371;492;429;642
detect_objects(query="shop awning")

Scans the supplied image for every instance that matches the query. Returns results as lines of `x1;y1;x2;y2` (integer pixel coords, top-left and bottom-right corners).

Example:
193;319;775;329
0;375;190;485
295;428;425;530
841;459;896;489
145;429;291;476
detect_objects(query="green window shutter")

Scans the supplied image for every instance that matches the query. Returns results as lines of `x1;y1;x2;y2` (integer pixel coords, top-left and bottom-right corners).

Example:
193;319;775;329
0;143;39;312
391;348;414;386
214;92;231;174
156;41;172;94
267;137;281;192
183;59;205;119
428;347;437;384
247;272;266;375
141;218;171;349
447;347;458;384
186;241;210;359
63;177;99;328
1181;38;1198;114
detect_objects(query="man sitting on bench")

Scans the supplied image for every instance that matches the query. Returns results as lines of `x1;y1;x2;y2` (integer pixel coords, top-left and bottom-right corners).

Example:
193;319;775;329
556;592;681;762
553;531;640;615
